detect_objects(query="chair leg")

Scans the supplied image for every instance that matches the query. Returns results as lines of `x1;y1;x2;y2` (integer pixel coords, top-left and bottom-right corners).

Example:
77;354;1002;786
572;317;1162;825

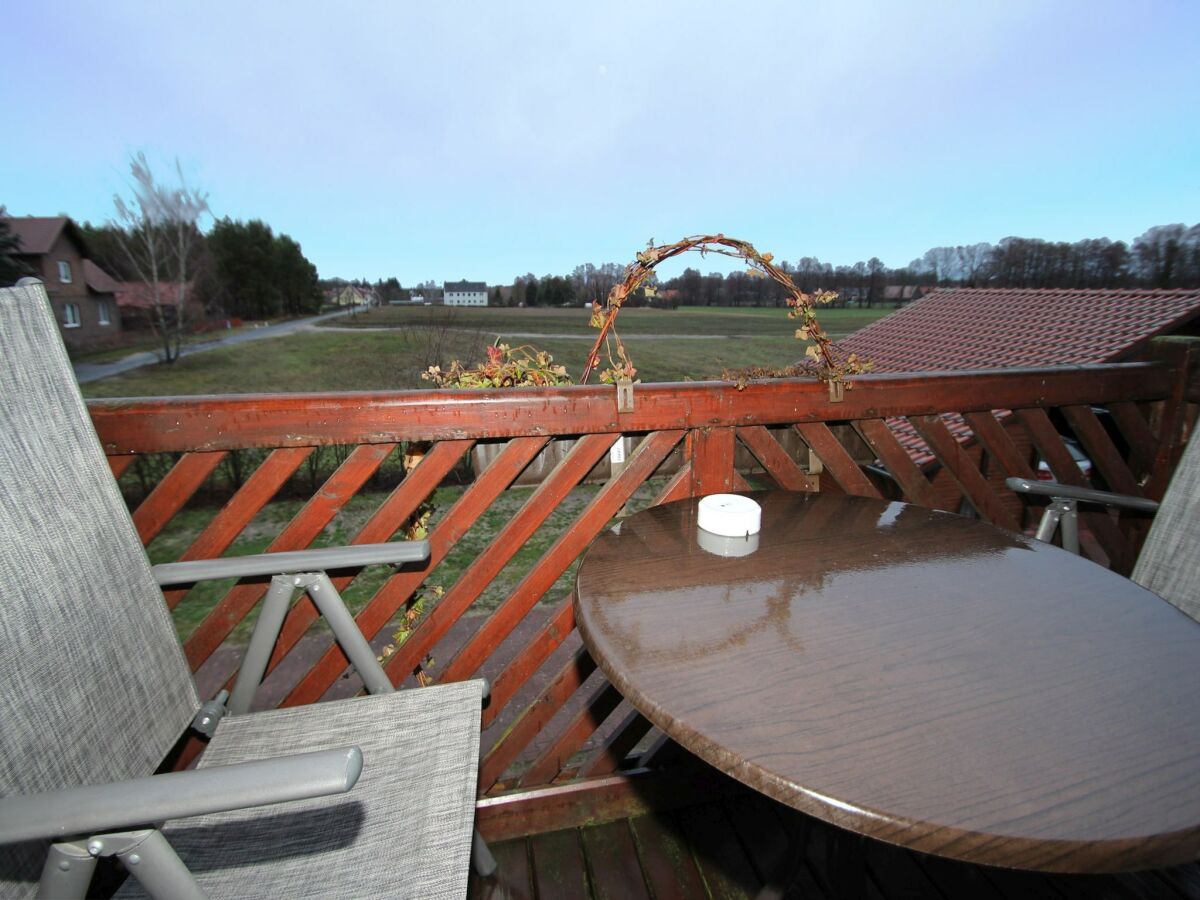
114;830;206;900
229;574;296;715
40;830;206;900
306;572;395;695
39;841;96;899
472;828;498;878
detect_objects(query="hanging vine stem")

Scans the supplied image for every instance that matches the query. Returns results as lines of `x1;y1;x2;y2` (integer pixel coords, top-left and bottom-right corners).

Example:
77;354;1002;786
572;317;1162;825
581;233;871;390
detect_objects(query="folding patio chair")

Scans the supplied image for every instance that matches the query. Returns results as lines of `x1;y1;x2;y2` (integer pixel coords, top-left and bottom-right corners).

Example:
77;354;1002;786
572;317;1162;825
1007;426;1199;621
0;281;489;898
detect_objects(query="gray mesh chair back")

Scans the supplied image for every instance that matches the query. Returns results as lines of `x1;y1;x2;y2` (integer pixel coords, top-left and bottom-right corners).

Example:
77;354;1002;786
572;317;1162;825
1132;430;1200;621
0;283;199;886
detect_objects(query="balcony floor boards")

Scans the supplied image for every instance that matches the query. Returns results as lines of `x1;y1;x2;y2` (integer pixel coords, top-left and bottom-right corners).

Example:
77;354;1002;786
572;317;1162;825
470;785;1200;900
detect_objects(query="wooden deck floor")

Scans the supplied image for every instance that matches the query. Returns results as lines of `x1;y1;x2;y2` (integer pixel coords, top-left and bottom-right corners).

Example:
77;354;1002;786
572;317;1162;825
470;788;1200;899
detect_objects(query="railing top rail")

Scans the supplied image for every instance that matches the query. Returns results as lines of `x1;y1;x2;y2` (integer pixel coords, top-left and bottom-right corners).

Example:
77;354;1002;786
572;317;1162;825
90;362;1173;455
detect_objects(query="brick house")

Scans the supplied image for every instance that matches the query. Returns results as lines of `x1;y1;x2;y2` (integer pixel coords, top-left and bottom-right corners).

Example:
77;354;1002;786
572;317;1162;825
3;216;122;350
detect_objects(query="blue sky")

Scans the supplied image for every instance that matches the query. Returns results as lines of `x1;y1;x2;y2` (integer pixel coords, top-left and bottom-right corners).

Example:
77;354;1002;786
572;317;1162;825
2;1;1197;284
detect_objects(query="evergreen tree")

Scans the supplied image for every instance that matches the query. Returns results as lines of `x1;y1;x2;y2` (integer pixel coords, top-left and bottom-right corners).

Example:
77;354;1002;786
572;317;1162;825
0;208;30;286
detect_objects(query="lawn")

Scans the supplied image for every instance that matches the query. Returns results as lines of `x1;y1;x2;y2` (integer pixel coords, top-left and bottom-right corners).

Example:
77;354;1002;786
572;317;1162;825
82;306;891;397
326;303;888;339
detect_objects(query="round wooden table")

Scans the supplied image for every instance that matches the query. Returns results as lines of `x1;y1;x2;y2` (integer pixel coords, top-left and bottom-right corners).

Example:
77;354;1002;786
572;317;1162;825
573;491;1200;872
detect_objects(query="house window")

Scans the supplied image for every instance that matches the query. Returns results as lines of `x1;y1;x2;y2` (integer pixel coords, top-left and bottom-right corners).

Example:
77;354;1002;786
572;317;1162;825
98;301;111;325
57;260;73;284
63;303;81;328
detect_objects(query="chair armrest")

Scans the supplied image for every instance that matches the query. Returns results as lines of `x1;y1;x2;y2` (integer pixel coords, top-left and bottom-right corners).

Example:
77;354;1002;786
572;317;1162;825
0;746;362;844
1004;477;1160;513
152;541;431;586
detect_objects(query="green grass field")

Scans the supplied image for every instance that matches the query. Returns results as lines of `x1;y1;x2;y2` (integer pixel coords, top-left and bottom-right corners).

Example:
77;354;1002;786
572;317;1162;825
82;306;891;398
327;303;886;338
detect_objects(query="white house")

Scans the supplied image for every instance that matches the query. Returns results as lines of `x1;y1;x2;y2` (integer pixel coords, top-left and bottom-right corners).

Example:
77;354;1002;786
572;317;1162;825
443;280;488;307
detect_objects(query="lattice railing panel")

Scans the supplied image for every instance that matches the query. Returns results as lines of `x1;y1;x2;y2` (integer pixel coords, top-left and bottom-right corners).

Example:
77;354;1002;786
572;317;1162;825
90;362;1193;797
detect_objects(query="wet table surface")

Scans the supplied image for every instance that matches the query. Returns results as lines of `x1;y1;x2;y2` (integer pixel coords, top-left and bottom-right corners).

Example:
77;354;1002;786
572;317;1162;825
574;491;1200;872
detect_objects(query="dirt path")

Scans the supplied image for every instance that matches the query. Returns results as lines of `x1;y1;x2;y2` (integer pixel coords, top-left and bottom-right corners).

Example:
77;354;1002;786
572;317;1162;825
315;324;733;340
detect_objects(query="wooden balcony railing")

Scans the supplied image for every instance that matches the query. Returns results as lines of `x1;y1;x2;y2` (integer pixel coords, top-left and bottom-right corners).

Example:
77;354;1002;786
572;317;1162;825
88;358;1195;833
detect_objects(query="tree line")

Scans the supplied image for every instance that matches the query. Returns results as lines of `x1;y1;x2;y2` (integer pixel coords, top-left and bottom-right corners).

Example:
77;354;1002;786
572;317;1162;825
0;154;325;362
482;224;1200;310
83;215;323;322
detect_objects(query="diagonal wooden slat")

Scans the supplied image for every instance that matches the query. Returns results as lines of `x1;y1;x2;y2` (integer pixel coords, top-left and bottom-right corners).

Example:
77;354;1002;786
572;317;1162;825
577;707;653;779
163;447;314;609
652;462;694;506
911;415;1020;531
265;441;486;683
735;426;817;492
182;442;395;671
440;430;684;686
1016;407;1131;569
481;647;597;793
370;437;553;687
284;436;538;700
107;455;136;479
485;597;575;730
1108;401;1158;476
131;451;227;544
430;435;616;685
517;680;625;789
851;418;938;507
793;423;881;497
1062;405;1143;497
279;438;477;705
963;411;1036;481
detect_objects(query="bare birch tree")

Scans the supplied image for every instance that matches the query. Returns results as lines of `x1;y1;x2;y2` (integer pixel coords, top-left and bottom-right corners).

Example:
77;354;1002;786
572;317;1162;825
112;153;210;362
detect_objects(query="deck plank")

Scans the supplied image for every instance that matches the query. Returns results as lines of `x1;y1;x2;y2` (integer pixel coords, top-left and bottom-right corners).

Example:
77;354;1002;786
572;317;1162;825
1046;871;1166;900
863;838;946;900
1156;863;1200;898
676;802;761;899
579;819;651;900
469;839;534;900
913;852;1006;900
977;864;1069;899
506;784;1200;900
530;829;591;900
723;795;829;899
627;811;710;900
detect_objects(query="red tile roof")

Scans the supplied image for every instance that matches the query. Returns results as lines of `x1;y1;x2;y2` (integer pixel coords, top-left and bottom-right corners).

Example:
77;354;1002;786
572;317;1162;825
836;288;1200;469
840;287;1200;372
115;281;194;309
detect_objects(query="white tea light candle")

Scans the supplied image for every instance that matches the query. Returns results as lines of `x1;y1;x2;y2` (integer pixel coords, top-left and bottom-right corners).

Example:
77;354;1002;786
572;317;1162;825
697;494;762;537
697;528;760;558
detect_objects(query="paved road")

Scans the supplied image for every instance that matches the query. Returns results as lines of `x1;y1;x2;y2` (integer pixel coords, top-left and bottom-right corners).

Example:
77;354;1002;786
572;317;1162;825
73;308;357;384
